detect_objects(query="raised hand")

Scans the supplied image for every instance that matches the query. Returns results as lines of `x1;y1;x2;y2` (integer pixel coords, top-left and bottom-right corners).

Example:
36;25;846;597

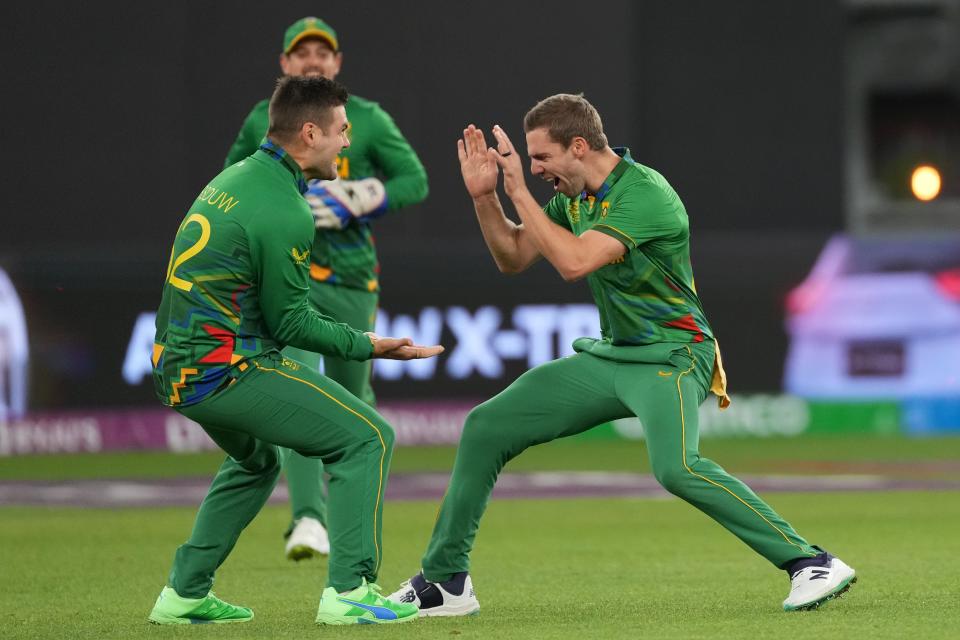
490;125;528;198
366;333;444;360
457;125;499;199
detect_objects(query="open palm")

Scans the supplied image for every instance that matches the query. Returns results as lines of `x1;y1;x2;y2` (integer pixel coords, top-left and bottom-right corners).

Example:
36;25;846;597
457;125;499;198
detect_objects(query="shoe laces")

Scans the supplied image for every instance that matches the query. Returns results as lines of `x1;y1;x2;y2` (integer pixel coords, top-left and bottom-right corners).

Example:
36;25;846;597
195;592;241;617
359;582;389;604
193;593;225;615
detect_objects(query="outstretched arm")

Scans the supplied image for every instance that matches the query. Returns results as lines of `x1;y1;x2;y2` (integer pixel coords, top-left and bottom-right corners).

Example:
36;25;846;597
253;205;442;362
366;333;444;360
458;125;541;274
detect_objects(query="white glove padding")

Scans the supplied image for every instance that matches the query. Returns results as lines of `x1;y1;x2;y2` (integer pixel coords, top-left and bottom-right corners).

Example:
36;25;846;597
305;178;388;230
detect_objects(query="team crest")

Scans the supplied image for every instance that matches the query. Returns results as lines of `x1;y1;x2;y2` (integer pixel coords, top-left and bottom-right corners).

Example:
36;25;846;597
291;248;310;265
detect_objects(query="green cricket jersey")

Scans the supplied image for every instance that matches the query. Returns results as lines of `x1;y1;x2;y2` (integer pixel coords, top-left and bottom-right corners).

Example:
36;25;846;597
224;94;428;292
153;141;374;407
545;148;714;351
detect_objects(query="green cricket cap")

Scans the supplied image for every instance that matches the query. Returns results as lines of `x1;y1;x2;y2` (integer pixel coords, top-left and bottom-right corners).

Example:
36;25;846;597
283;17;339;54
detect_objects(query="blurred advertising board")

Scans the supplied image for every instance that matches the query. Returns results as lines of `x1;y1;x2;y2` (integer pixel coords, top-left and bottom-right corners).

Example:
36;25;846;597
123;304;602;390
0;395;906;457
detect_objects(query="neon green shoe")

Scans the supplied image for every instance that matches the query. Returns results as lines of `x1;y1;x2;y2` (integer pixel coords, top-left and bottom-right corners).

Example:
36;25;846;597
315;579;419;625
147;586;254;625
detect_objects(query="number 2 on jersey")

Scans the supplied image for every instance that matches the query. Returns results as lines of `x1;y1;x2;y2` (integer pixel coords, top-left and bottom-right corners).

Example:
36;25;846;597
166;213;211;292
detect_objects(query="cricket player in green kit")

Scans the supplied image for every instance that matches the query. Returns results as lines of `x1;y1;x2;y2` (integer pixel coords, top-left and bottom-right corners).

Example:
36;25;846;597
225;17;429;561
147;76;440;626
389;95;857;615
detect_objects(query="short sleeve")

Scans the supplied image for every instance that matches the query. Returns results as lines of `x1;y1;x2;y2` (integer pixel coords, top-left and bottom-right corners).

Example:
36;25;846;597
592;181;682;249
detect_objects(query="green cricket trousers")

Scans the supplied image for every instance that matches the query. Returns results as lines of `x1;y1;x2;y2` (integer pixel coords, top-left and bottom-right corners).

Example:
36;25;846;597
281;283;378;532
168;350;392;596
422;340;818;582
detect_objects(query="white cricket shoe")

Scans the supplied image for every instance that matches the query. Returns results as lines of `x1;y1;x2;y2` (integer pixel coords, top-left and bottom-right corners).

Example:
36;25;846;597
285;517;329;560
387;572;480;617
783;556;857;611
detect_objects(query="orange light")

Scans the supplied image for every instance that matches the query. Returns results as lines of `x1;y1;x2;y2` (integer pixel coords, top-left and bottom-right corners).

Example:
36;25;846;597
911;165;941;201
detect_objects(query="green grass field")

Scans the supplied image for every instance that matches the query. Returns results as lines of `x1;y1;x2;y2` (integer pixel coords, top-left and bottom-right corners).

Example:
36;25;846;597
1;436;959;639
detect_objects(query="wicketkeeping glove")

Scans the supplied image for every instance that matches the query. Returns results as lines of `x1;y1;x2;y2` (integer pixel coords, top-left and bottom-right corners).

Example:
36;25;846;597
305;178;388;229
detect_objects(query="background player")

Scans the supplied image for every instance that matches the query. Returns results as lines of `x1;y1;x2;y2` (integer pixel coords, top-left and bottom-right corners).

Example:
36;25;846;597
148;76;439;626
389;94;856;615
225;16;429;561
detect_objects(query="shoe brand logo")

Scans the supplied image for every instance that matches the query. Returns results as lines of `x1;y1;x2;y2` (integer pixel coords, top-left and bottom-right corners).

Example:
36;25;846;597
399;590;416;604
809;569;830;581
336;597;398;620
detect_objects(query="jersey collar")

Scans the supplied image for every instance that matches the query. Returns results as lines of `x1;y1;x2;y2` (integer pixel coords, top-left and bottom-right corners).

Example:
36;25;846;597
259;139;309;194
582;146;633;203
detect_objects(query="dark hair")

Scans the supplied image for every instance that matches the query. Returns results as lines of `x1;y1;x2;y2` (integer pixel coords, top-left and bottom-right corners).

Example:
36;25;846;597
523;93;607;150
267;75;349;141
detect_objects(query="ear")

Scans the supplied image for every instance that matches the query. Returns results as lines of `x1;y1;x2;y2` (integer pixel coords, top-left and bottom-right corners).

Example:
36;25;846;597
279;53;291;75
332;51;343;76
300;121;319;147
571;136;588;159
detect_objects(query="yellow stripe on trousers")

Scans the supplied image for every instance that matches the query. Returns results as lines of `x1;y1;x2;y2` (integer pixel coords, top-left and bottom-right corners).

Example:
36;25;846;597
254;361;387;572
675;348;812;556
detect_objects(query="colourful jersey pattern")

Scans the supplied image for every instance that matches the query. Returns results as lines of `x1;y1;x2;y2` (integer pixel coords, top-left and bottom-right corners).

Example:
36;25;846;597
224;94;428;292
544;148;714;348
153;143;374;407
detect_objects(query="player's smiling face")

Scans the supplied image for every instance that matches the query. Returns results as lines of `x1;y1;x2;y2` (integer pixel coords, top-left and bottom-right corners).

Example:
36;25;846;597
281;39;342;80
306;105;350;180
525;127;586;198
